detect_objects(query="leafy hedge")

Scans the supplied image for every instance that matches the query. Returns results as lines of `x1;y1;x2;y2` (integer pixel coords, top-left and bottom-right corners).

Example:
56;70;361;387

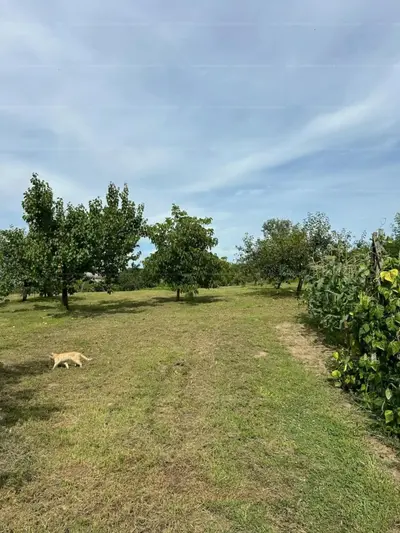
304;248;369;336
305;244;400;434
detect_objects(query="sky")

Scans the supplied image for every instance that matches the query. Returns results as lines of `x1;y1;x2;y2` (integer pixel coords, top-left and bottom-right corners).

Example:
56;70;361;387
1;0;400;260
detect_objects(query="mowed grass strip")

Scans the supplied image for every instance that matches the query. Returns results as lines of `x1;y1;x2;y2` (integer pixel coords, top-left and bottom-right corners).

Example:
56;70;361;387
0;287;399;532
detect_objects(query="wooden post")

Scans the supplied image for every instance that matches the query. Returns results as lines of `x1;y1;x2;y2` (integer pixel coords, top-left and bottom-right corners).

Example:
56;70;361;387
370;232;384;296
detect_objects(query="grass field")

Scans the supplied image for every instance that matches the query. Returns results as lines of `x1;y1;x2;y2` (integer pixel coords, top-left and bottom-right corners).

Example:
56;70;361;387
1;287;400;532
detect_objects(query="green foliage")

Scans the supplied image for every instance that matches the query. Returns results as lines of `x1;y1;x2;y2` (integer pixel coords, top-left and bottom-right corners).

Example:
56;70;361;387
306;231;400;434
116;266;158;291
117;268;144;291
22;175;93;308
238;218;309;289
216;257;246;286
384;214;400;258
302;211;333;263
330;264;400;433
305;245;370;334
20;174;145;308
88;183;145;291
147;205;221;300
238;213;337;292
0;228;35;301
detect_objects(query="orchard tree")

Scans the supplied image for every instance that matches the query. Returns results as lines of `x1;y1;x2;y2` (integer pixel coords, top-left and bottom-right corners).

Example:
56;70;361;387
88;183;145;292
147;204;221;300
386;213;400;258
261;219;308;289
22;174;145;308
236;233;262;284
302;212;333;263
0;234;13;300
0;228;35;301
238;213;337;294
217;257;247;286
297;212;334;293
23;174;93;309
238;219;308;290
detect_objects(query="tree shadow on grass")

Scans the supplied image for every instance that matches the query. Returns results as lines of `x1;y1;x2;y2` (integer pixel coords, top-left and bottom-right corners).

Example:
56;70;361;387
8;303;58;314
52;299;150;318
50;294;224;318
0;295;86;314
151;294;224;306
243;287;298;299
0;359;59;490
0;359;58;428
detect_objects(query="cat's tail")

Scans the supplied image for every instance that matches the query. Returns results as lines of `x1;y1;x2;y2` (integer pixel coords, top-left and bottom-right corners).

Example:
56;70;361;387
80;354;93;361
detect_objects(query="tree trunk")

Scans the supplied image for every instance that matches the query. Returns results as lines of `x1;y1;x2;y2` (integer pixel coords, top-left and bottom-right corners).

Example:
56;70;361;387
296;277;304;296
22;283;28;302
176;288;181;301
61;287;69;310
275;280;282;289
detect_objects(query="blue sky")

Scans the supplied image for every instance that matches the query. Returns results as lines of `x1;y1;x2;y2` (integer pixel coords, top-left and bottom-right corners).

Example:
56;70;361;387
1;0;400;259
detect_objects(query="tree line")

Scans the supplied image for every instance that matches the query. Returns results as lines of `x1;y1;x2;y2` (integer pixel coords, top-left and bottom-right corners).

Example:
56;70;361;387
1;173;400;309
235;212;393;294
0;174;233;307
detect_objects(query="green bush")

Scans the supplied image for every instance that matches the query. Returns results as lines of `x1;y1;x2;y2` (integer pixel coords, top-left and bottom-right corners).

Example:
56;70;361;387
118;268;144;291
331;267;400;433
304;246;369;337
305;239;400;434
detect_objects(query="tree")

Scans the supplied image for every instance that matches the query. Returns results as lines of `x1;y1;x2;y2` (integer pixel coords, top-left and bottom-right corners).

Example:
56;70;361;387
0;228;34;301
386;213;400;258
236;233;262;284
238;213;338;295
0;234;13;300
23;175;93;309
302;212;333;262
22;175;145;309
117;266;158;291
238;219;308;290
88;184;145;292
216;257;247;286
298;212;334;294
147;205;221;300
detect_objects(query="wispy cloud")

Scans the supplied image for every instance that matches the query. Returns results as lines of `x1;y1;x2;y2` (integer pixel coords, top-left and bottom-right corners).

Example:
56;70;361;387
1;0;400;257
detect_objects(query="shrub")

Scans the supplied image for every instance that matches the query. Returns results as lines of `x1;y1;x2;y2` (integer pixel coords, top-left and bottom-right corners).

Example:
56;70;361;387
305;238;400;434
118;268;144;291
331;267;400;433
304;245;369;338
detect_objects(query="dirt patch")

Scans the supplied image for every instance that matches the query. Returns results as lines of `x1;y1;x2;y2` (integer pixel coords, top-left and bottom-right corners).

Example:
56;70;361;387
276;322;330;373
366;436;400;482
254;351;268;359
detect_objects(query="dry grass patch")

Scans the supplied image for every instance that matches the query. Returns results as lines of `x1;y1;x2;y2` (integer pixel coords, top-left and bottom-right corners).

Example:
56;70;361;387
275;321;330;373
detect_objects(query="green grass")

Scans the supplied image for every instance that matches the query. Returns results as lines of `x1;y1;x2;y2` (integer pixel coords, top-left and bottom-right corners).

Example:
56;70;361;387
1;287;399;532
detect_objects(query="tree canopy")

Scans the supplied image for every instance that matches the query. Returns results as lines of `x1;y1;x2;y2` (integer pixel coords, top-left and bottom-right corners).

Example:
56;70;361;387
238;212;336;293
88;183;145;292
0;228;33;301
147;205;221;300
13;173;145;308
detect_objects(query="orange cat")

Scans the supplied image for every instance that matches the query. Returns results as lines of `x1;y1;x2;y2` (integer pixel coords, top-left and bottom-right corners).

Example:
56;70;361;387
50;352;92;370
